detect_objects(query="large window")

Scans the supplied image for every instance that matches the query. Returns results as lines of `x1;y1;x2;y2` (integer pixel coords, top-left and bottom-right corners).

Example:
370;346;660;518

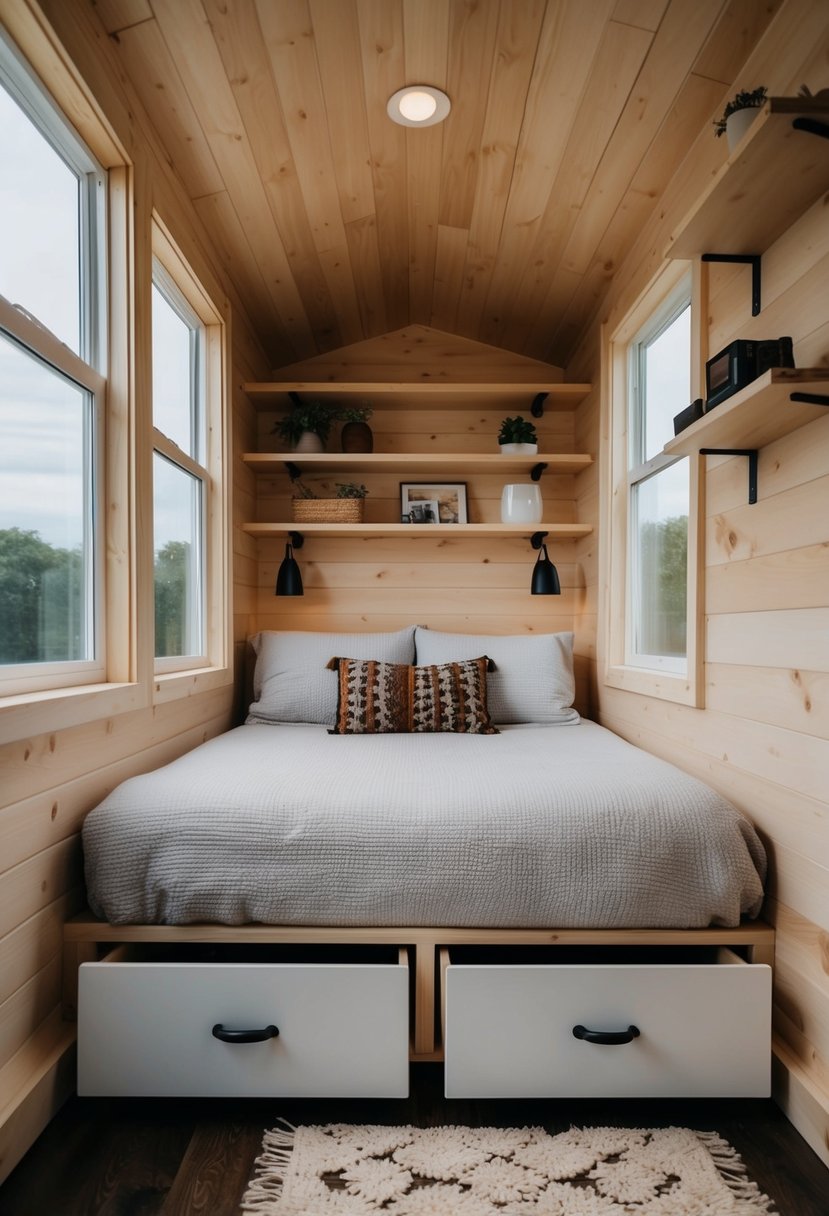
604;268;701;706
151;223;228;678
0;34;106;696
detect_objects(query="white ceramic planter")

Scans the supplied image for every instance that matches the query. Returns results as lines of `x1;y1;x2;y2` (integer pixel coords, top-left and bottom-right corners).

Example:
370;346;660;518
501;483;542;524
725;107;760;153
294;431;324;453
499;442;538;455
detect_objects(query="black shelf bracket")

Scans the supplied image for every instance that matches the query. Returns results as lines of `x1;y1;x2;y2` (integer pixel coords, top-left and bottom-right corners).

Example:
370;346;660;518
530;531;548;550
288;531;304;549
701;252;761;315
790;391;829;407
284;461;302;481
700;447;758;505
530;392;548;419
530;462;548;482
792;116;829;140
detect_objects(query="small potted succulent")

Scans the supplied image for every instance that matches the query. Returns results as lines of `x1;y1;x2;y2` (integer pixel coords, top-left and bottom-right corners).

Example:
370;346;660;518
498;415;538;455
713;86;767;152
274;400;336;452
338;402;374;453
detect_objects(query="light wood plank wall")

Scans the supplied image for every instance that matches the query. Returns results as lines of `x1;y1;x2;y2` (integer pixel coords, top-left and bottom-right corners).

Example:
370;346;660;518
568;0;829;1166
245;327;590;715
0;0;267;1181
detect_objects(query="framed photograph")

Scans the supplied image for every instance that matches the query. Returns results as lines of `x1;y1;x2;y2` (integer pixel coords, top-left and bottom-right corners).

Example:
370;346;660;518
400;482;467;525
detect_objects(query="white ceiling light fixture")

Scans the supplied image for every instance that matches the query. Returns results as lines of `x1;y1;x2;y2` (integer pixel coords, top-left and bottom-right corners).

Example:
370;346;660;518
387;85;451;127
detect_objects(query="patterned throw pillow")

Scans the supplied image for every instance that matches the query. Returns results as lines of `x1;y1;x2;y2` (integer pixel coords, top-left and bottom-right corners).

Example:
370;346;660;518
326;656;499;735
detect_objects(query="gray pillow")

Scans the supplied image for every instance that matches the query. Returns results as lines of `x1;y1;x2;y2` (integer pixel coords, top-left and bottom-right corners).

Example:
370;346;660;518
247;627;417;724
414;627;578;724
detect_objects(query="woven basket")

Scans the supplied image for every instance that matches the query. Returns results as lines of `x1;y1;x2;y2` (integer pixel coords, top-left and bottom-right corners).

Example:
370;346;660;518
292;498;364;523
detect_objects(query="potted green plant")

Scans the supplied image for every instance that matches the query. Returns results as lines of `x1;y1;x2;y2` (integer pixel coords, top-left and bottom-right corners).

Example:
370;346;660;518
338;402;374;453
713;86;767;152
292;480;368;523
273;400;336;452
498;415;538;455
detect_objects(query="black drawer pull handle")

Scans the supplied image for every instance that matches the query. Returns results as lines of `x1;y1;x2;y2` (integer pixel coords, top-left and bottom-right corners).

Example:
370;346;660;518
212;1023;279;1044
573;1024;640;1046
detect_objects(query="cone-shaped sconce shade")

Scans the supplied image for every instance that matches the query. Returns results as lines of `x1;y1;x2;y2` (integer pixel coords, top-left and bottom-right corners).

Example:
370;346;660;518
531;543;561;595
275;543;303;596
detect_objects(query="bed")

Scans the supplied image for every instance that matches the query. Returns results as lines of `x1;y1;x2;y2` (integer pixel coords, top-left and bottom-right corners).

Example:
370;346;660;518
72;627;773;1099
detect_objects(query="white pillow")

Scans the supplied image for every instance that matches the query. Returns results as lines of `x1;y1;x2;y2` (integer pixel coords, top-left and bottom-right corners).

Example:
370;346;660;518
247;627;417;724
414;627;578;724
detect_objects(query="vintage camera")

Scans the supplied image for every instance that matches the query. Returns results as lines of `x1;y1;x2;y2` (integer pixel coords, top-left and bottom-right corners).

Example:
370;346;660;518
705;337;794;411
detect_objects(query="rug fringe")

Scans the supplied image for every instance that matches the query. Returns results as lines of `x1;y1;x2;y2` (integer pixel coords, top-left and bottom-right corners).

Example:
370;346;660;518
695;1130;778;1213
240;1119;297;1214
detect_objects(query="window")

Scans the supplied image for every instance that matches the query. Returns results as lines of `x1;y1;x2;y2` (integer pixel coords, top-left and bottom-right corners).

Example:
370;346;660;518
604;267;701;706
151;222;228;679
0;34;106;696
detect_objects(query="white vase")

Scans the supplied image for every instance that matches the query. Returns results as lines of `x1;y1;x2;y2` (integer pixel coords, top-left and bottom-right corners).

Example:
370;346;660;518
294;431;324;452
499;442;538;455
501;483;542;524
725;107;760;153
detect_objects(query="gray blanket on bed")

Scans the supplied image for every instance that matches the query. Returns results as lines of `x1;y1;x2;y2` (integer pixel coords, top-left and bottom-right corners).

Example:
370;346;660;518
82;721;766;928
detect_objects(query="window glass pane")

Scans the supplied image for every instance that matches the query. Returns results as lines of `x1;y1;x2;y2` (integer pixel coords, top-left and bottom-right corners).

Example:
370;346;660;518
0;331;92;663
152;282;195;456
153;453;203;659
632;459;688;661
643;303;690;460
0;81;80;353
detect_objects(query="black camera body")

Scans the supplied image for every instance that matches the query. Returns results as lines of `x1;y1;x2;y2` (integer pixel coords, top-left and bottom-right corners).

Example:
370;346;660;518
705;337;794;411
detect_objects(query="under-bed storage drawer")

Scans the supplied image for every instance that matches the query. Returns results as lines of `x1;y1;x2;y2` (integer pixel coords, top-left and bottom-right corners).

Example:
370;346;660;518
443;945;771;1099
78;944;409;1098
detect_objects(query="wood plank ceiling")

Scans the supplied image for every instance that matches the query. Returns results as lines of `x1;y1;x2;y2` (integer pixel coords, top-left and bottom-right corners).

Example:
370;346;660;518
93;0;782;368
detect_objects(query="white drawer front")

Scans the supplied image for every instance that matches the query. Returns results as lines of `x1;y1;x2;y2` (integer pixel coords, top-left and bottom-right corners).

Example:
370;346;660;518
79;961;409;1097
445;959;771;1098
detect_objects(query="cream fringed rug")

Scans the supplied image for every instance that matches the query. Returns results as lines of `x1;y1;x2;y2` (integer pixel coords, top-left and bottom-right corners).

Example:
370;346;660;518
241;1122;778;1214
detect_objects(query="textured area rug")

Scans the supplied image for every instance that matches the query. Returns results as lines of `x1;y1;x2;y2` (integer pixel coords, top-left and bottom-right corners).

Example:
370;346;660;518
241;1122;778;1214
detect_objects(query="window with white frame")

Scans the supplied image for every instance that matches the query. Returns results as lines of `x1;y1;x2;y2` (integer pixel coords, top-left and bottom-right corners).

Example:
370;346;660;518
151;225;227;676
627;292;691;673
0;34;107;696
604;268;700;705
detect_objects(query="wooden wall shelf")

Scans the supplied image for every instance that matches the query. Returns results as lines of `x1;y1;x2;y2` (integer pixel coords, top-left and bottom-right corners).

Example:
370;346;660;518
243;452;593;476
665;99;829;261
664;369;829;457
243;381;592;412
242;522;593;541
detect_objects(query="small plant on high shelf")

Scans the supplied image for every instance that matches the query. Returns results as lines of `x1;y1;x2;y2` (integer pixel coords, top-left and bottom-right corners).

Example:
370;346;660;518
273;400;336;452
498;415;538;455
713;86;767;149
291;480;368;524
337;403;374;453
335;482;368;499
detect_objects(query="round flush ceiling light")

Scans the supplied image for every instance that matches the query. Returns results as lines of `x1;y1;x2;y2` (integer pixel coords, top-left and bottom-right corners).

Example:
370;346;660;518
387;85;451;127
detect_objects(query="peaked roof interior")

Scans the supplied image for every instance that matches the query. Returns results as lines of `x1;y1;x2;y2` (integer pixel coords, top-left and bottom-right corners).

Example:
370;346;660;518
98;0;782;368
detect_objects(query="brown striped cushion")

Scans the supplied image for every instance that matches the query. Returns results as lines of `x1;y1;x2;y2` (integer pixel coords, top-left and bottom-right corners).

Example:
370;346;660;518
327;656;499;735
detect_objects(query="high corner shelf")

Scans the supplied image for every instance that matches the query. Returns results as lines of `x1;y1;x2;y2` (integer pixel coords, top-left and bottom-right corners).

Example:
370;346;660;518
665;98;829;264
664;368;829;504
242;522;593;542
242;452;593;478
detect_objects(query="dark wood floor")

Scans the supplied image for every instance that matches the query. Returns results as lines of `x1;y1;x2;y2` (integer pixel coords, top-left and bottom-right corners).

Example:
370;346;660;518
2;1067;827;1215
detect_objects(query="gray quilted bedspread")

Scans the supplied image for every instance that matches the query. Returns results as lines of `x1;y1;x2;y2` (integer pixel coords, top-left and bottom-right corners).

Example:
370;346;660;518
82;721;766;928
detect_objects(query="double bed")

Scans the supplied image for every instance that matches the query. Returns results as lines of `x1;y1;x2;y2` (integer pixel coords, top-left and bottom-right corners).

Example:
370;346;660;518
71;626;773;1099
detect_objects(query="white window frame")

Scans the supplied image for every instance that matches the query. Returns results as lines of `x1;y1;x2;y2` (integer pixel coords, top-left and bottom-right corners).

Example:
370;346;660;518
151;218;230;688
601;262;704;707
0;31;108;698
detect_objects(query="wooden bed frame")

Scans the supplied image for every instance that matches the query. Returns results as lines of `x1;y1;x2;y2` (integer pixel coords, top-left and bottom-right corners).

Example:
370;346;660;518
63;913;775;1062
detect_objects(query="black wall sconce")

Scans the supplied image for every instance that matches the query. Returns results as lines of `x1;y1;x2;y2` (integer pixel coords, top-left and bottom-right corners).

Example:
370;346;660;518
530;537;561;595
275;540;303;596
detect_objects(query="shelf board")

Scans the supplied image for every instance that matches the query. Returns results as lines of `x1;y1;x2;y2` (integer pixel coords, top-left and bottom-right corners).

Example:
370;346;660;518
242;452;593;475
242;522;593;540
665;99;829;260
664;368;829;457
243;381;591;411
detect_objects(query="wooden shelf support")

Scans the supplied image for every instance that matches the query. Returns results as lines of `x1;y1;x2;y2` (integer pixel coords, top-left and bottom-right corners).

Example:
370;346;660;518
702;252;761;315
700;447;758;505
